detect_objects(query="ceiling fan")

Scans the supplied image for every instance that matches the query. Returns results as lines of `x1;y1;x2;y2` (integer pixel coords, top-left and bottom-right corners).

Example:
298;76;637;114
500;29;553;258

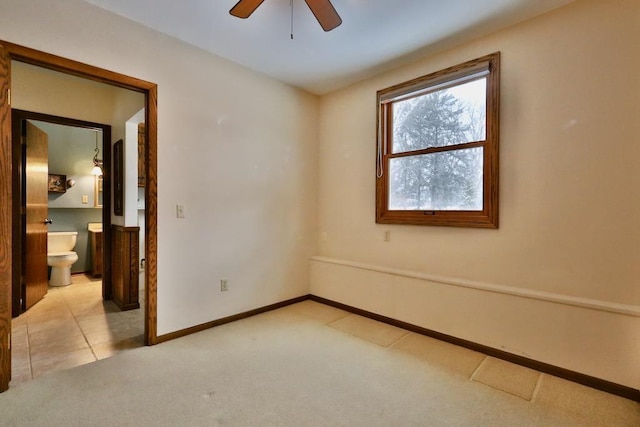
230;0;342;32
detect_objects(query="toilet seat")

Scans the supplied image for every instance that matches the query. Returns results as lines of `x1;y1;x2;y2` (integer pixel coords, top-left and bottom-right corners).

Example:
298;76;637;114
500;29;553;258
48;251;77;257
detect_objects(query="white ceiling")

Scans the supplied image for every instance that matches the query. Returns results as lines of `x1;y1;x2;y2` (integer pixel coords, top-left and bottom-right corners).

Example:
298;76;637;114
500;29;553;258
83;0;574;94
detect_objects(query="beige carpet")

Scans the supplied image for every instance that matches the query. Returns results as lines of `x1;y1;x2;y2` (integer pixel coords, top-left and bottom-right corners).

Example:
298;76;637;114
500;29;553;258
1;301;638;426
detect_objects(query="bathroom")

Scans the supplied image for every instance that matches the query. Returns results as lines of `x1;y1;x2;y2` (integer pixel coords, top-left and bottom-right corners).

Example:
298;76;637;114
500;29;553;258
39;111;147;294
43;120;103;284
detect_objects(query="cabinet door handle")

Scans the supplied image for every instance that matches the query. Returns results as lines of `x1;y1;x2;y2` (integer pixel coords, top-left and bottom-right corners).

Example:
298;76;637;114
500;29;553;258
43;218;53;225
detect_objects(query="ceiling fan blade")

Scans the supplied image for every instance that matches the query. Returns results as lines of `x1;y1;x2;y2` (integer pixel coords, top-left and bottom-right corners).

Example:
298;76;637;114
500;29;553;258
304;0;342;32
230;0;266;19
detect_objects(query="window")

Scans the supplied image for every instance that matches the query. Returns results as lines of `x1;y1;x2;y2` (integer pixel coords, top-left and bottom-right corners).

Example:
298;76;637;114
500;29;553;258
376;52;500;228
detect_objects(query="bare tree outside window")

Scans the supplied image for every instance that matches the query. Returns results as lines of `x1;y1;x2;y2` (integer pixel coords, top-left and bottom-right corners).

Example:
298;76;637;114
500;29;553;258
389;79;485;210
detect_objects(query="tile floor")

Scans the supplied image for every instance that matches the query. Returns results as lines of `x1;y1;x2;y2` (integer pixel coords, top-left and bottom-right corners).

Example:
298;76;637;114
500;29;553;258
283;300;640;425
10;274;144;386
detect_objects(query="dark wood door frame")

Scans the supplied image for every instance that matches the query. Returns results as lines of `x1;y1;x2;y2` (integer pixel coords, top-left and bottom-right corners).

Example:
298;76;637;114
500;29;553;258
0;40;158;392
12;110;113;314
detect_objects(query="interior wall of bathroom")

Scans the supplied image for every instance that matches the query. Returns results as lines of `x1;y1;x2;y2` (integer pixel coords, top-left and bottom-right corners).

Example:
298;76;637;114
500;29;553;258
1;0;319;335
125;109;146;292
313;0;640;389
38;121;101;208
111;97;146;228
123;109;145;228
32;120;103;274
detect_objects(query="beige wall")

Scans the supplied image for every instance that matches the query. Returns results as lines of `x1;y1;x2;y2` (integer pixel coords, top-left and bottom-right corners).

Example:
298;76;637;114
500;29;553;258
12;62;145;228
313;0;639;388
1;0;319;335
11;61;141;138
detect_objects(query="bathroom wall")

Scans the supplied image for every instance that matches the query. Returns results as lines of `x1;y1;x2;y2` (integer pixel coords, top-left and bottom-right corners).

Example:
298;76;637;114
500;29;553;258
123;108;144;228
31;120;102;274
126;110;146;292
111;96;146;228
37;121;102;209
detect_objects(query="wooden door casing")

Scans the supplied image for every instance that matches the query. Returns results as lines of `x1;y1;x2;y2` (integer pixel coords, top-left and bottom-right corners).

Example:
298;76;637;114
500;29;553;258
138;123;145;187
0;39;12;393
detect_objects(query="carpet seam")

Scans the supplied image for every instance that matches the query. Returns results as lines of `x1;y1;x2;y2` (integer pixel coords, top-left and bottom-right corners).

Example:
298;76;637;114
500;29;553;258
530;373;545;403
469;355;488;380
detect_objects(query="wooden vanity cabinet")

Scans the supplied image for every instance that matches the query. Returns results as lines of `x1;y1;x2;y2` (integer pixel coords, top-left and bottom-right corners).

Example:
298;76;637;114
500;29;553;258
111;225;140;311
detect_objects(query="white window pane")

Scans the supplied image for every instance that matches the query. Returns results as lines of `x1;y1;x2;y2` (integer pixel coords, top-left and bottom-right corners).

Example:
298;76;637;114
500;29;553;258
389;147;484;211
392;78;486;154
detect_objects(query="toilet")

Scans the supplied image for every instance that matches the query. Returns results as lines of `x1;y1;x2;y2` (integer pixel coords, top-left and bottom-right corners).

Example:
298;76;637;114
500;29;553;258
47;231;79;287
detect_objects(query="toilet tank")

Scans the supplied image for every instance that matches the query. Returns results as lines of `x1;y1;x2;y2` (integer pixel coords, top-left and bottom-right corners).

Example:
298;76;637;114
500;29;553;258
47;231;78;252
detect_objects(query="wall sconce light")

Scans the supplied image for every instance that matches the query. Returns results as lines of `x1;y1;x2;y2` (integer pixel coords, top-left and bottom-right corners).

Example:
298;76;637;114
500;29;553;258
91;130;103;176
66;179;76;188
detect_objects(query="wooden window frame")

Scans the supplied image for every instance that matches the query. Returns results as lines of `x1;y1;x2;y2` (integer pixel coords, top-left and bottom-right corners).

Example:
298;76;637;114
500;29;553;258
376;52;500;228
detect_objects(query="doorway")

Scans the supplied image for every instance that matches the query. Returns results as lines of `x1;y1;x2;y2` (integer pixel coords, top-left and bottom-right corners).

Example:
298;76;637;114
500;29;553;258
12;110;112;314
0;40;158;392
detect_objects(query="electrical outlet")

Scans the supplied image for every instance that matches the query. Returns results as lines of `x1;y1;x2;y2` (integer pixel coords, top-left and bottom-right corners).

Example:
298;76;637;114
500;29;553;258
220;279;228;292
82;195;88;204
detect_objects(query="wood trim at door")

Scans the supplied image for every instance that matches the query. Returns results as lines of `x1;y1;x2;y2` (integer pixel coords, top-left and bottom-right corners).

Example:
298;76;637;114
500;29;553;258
0;40;12;393
144;85;158;345
0;40;159;391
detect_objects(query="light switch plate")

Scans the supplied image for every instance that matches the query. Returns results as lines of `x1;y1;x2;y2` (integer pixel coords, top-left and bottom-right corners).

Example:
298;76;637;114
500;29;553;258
176;204;185;218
